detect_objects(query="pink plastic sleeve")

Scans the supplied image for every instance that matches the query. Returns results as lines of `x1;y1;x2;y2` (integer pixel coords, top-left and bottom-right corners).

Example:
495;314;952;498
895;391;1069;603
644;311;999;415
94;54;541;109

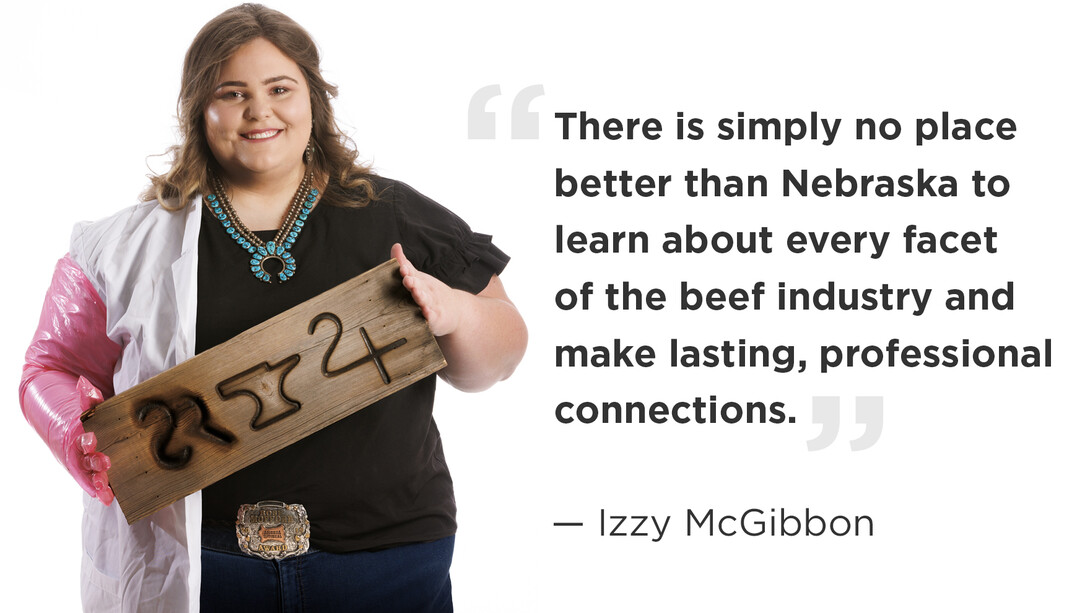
19;255;122;503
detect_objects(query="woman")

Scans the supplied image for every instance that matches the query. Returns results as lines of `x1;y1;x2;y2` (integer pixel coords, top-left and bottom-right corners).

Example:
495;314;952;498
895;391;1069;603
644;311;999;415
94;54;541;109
19;4;527;611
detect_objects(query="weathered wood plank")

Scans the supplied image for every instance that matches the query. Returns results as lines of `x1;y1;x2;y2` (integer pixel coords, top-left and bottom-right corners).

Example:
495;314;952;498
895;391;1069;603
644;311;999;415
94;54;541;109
81;259;446;524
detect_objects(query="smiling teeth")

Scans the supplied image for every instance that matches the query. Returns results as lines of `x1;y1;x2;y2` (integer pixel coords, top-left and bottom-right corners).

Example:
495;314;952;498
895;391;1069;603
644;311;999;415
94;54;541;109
244;130;279;139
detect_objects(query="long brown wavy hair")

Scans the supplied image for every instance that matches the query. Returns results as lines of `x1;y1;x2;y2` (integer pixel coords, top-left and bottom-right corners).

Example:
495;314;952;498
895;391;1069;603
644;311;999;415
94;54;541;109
143;3;375;210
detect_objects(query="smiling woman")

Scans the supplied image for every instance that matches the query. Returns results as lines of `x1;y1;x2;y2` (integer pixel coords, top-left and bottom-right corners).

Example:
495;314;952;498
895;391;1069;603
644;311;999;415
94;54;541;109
18;3;526;612
204;38;313;202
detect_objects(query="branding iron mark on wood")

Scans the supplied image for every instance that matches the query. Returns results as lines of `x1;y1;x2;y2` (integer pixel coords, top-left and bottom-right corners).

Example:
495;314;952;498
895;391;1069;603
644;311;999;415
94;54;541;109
81;259;447;524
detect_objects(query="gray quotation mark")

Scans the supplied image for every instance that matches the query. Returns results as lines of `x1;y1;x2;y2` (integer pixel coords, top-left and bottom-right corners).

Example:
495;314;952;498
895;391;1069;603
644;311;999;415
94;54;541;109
807;396;884;451
468;84;545;139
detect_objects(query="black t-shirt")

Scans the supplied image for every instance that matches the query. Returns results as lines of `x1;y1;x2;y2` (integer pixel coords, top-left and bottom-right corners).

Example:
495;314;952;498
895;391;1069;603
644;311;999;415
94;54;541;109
196;176;508;552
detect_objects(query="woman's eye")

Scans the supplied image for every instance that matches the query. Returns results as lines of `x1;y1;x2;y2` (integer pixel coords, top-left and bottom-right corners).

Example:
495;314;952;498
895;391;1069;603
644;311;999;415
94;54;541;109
272;86;288;95
218;91;244;100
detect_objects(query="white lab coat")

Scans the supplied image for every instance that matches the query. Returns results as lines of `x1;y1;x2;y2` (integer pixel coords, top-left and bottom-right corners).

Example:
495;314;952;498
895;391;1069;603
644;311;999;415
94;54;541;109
70;196;204;612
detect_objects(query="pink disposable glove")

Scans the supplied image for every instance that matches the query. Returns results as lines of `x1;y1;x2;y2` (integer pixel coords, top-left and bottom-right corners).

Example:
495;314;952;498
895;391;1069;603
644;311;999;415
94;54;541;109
71;377;114;504
20;256;122;505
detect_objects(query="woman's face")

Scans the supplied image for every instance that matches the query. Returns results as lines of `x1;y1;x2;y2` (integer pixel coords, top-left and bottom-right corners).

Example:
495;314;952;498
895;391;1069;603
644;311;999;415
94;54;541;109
204;38;311;184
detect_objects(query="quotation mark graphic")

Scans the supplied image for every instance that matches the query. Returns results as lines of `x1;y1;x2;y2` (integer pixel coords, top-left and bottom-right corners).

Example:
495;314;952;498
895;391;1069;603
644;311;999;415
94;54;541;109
468;84;545;139
807;396;884;451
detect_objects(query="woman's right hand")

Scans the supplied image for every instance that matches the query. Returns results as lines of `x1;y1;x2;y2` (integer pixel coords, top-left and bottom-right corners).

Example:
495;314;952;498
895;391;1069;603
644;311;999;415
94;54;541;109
67;377;114;506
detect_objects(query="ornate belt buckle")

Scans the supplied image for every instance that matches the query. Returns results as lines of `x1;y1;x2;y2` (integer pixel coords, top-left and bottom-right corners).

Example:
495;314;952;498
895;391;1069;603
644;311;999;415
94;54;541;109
236;501;311;560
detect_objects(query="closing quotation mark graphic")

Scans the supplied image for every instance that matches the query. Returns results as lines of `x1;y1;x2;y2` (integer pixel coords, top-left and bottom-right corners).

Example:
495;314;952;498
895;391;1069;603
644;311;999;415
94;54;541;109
467;84;546;139
807;396;884;451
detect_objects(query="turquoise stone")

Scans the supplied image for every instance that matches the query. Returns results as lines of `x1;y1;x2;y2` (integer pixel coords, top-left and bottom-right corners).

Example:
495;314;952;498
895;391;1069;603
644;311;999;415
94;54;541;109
250;259;260;266
299;214;307;221
286;257;295;263
279;273;287;281
287;263;296;270
248;246;256;253
213;207;222;214
289;231;298;238
257;247;268;256
286;269;294;277
251;265;261;273
262;273;271;282
276;245;285;256
206;195;215;202
266;241;276;252
217;213;226;221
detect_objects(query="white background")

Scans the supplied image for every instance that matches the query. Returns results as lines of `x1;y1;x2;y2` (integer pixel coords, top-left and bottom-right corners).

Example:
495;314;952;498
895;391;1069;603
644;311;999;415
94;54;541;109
2;1;1087;610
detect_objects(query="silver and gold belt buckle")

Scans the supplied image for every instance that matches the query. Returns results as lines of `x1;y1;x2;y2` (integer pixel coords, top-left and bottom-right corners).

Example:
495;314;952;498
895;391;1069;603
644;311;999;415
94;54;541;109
236;501;311;560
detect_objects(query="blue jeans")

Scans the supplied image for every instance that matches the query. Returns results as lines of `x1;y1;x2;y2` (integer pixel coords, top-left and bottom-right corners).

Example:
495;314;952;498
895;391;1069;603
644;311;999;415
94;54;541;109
200;535;455;612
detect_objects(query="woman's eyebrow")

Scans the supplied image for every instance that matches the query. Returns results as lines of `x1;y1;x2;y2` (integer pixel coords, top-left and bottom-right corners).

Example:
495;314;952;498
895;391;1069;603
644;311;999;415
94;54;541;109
213;75;299;90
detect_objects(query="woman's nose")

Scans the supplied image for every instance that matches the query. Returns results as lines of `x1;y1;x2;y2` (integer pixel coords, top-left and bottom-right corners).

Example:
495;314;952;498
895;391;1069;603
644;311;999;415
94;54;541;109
244;95;272;120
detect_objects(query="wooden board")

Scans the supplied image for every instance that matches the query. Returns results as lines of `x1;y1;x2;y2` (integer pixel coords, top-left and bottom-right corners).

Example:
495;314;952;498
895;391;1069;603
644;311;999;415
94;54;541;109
81;259;446;524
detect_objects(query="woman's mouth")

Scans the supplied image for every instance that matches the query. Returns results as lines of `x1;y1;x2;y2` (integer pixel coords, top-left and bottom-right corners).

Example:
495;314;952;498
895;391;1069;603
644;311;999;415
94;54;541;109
242;129;282;140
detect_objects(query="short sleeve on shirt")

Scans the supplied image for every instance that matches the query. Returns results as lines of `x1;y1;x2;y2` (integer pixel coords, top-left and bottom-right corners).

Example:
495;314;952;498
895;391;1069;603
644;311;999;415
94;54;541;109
390;181;510;294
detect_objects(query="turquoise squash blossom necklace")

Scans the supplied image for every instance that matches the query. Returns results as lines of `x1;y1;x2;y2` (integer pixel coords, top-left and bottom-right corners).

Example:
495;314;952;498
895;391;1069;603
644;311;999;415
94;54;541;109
206;173;319;283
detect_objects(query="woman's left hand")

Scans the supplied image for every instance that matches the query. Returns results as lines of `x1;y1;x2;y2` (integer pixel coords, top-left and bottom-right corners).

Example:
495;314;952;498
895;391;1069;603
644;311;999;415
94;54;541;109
391;243;463;337
391;243;527;392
